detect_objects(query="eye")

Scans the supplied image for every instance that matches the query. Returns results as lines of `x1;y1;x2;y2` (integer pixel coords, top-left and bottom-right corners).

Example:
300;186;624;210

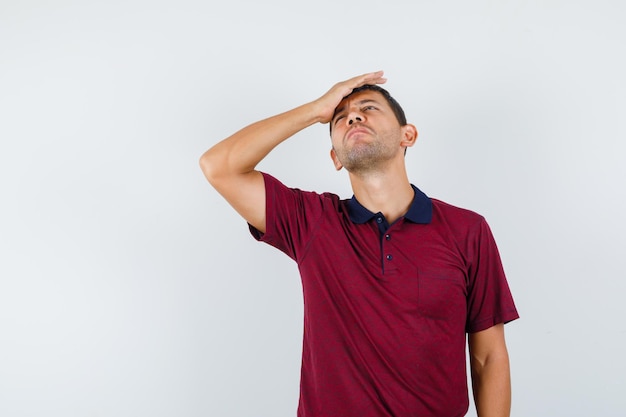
333;115;345;125
362;105;377;111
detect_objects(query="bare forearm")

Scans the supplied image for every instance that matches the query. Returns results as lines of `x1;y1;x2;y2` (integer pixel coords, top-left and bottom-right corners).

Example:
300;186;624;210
471;354;511;417
200;101;322;181
200;71;387;183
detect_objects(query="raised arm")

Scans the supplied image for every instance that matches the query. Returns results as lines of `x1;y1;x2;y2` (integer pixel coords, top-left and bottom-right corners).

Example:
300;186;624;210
199;71;387;233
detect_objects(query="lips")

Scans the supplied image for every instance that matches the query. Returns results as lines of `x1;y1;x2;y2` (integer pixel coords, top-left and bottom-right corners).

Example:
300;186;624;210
345;125;373;141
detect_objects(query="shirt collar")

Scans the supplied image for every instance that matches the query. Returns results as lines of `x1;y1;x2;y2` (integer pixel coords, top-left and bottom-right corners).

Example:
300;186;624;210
347;184;433;224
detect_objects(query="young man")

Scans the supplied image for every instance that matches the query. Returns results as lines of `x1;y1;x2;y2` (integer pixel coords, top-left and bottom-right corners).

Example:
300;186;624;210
200;71;519;417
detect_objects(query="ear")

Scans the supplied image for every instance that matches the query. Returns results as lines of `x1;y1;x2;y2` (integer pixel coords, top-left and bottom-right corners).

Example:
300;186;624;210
330;148;343;171
400;124;418;149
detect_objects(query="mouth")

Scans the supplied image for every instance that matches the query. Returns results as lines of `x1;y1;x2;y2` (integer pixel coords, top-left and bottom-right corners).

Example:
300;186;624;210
345;125;372;141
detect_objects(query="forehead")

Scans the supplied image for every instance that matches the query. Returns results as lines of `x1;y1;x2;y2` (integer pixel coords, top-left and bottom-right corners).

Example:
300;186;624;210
334;90;388;113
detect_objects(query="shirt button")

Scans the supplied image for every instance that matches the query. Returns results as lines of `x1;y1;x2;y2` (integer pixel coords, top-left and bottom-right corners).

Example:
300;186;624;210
376;217;383;224
385;234;391;241
386;254;393;261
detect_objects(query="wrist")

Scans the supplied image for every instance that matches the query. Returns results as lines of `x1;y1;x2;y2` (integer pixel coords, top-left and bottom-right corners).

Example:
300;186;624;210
306;98;333;125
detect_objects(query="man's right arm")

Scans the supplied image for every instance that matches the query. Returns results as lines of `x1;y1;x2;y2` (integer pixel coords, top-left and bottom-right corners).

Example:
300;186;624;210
199;71;387;233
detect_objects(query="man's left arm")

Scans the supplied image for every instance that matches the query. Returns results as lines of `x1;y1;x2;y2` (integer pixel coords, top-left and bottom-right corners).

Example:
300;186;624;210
468;323;512;417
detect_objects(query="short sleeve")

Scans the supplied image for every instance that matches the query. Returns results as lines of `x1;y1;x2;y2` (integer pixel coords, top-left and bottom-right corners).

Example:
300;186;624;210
465;219;519;332
248;172;327;262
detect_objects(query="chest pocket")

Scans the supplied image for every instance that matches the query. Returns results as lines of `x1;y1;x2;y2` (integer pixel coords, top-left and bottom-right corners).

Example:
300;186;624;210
417;268;467;320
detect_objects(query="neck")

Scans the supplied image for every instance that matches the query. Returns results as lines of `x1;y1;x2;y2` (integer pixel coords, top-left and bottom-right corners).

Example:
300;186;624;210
348;163;414;224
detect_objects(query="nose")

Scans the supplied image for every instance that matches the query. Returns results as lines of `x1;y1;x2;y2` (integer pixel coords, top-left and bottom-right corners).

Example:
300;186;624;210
348;112;363;125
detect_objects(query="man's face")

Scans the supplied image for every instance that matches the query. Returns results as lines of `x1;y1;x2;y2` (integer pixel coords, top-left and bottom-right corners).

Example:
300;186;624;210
329;90;406;173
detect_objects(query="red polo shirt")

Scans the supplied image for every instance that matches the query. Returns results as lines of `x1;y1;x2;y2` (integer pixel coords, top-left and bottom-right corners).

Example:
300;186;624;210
250;173;519;417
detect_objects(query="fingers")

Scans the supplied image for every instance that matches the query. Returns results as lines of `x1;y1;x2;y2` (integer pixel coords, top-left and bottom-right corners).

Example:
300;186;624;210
314;71;389;124
354;70;387;87
343;70;387;91
332;70;387;100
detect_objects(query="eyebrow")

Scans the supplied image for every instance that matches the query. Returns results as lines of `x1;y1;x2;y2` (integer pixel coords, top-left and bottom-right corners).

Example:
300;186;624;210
332;99;382;120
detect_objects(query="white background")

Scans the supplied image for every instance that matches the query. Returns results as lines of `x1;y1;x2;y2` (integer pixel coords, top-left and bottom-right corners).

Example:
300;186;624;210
1;1;625;416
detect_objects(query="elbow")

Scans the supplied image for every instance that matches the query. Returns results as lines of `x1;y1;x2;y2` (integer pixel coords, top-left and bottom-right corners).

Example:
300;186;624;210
200;140;256;189
199;148;222;185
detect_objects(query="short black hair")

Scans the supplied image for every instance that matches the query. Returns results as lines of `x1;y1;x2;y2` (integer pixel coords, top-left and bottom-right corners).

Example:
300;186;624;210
329;84;407;133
